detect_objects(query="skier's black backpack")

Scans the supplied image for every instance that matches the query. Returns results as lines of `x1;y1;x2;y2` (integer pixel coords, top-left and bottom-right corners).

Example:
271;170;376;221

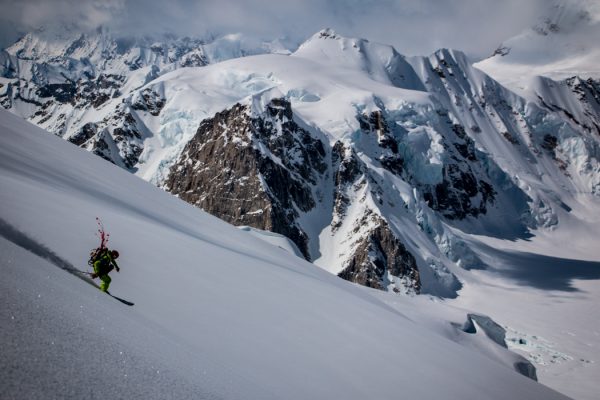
89;247;115;275
88;247;107;266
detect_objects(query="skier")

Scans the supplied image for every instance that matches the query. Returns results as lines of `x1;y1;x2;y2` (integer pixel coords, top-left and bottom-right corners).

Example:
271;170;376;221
90;248;120;292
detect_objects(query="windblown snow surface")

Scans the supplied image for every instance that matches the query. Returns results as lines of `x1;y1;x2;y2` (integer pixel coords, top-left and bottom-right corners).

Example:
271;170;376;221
0;110;573;399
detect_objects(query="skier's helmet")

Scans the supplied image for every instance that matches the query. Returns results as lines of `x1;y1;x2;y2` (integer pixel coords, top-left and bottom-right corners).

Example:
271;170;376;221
111;250;120;259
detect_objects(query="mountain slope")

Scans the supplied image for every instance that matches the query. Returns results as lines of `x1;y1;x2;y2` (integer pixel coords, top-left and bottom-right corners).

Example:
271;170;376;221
0;109;571;399
475;1;600;93
0;28;287;164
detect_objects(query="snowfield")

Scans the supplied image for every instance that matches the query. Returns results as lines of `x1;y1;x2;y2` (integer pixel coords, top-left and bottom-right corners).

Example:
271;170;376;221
0;110;573;399
475;2;600;95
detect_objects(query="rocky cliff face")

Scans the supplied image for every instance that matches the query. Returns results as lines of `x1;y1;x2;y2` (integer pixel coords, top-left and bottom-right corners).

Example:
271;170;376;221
0;30;280;170
164;98;326;259
358;108;497;220
163;97;424;293
338;212;420;294
63;100;150;169
0;31;205;113
527;75;600;195
329;139;422;293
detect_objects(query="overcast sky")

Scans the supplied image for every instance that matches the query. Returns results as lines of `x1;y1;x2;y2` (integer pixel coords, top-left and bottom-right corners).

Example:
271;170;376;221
0;0;596;57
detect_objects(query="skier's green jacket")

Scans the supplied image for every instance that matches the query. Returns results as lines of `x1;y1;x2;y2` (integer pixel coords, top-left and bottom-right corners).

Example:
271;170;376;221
92;249;120;292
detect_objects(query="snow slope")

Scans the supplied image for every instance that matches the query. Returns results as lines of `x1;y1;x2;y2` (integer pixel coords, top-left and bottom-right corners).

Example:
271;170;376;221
237;226;305;259
0;110;570;399
475;1;600;94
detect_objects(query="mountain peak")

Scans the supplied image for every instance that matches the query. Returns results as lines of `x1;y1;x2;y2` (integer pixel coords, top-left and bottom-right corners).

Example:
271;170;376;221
299;28;366;49
429;48;472;70
316;28;341;40
475;0;600;90
291;30;428;90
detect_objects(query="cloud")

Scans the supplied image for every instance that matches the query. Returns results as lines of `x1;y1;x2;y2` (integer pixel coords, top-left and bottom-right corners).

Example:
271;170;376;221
2;0;123;31
0;0;596;57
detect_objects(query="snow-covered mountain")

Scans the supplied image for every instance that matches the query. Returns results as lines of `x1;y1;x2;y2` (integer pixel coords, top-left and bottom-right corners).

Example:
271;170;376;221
2;28;600;297
2;26;600;398
0;27;289;166
476;0;600;94
0;109;572;399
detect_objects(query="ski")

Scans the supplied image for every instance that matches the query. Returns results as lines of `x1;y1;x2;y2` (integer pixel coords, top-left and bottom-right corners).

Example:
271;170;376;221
72;270;135;306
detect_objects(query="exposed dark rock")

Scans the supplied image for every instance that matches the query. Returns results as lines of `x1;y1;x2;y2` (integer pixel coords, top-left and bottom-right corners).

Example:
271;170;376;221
453;142;474;160
68;122;98;146
492;46;510;57
0;82;12;109
451;123;467;140
358;110;496;220
379;156;404;176
565;77;600;135
566;77;600;105
357;110;405;175
540;134;570;171
89;129;118;164
0;96;10;109
338;213;421;293
432;66;446;78
418;118;497;219
164;98;327;260
180;51;208;68
502;131;519;144
318;29;339;39
131;88;165;116
64;34;87;56
73;104;146;169
331;141;363;231
109;110;144;169
36;83;76;103
423;164;495;220
541;134;558;152
150;43;165;56
451;124;477;161
74;74;125;109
